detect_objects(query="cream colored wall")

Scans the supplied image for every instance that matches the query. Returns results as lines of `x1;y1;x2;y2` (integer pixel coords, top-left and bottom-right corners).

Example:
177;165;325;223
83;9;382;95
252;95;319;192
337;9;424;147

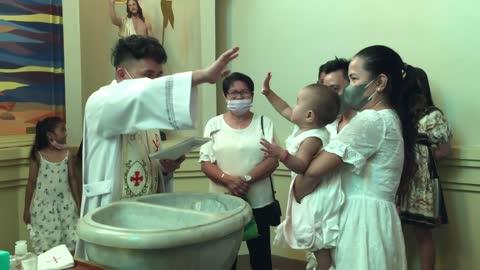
65;0;126;146
64;0;83;146
0;146;29;253
2;1;479;268
221;0;480;147
78;0;119;119
215;0;232;114
215;0;480;268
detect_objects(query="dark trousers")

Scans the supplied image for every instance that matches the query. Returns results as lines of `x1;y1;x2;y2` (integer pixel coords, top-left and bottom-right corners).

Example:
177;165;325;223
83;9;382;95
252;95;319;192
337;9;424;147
232;203;273;270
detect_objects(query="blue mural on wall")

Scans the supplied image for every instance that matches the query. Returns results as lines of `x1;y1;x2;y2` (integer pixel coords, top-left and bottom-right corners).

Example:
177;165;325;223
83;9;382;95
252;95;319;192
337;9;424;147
0;0;64;135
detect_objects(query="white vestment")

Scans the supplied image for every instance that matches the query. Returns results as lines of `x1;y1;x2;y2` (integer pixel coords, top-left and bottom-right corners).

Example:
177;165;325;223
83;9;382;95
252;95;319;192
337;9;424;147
75;72;196;259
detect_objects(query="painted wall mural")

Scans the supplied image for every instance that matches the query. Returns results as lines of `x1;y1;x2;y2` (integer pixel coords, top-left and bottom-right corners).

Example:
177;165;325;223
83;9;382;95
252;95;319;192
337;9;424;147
0;0;64;136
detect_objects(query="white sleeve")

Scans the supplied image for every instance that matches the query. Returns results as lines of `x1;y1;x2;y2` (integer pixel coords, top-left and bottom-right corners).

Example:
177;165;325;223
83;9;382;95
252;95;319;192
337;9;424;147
324;110;386;173
94;72;196;138
199;118;217;162
262;116;275;143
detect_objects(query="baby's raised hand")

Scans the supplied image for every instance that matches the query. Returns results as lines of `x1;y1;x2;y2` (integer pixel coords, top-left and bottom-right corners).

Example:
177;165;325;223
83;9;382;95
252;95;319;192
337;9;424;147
260;138;285;160
261;72;273;96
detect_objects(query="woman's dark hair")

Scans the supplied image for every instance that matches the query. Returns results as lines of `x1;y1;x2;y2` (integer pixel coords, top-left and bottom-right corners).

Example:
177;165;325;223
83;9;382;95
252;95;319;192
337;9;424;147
222;72;255;96
29;117;64;162
126;0;145;22
354;45;417;193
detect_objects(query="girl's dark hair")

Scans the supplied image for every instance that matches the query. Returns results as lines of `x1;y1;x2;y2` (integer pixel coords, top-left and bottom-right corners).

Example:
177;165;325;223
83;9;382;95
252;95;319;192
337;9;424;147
126;0;145;22
29;117;63;162
354;45;417;193
403;64;438;124
413;66;435;108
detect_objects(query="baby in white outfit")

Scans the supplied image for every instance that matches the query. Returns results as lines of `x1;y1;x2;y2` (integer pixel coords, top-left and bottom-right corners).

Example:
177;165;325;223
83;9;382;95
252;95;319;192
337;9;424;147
261;73;344;270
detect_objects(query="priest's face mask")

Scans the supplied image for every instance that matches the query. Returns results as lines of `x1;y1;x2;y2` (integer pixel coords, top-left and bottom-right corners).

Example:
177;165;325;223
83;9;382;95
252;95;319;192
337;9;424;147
118;58;164;82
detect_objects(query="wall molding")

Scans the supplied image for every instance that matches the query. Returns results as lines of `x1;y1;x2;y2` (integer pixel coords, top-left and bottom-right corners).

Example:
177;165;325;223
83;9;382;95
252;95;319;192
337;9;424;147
0;136;33;151
1;145;479;191
0;179;28;189
442;181;480;193
1;144;478;161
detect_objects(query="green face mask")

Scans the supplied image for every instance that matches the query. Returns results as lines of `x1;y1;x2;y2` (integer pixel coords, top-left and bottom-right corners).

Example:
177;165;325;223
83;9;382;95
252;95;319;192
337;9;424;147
340;79;376;112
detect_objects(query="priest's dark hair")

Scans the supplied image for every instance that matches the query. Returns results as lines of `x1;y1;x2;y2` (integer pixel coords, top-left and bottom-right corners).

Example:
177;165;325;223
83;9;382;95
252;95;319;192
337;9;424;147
112;35;167;68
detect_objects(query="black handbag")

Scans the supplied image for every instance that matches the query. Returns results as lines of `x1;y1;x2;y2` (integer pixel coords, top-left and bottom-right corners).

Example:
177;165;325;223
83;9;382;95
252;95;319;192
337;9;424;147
261;115;282;226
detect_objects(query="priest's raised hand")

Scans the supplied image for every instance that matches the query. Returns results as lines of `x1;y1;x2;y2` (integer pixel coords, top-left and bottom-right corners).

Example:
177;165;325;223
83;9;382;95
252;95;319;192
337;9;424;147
192;47;240;86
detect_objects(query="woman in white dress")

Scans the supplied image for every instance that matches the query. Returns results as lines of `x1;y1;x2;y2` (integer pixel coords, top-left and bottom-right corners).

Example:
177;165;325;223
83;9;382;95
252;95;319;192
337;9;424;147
294;45;418;270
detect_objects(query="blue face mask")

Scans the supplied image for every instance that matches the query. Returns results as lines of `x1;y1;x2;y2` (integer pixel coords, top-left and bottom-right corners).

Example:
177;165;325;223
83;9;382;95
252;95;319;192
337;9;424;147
340;79;376;112
226;99;252;115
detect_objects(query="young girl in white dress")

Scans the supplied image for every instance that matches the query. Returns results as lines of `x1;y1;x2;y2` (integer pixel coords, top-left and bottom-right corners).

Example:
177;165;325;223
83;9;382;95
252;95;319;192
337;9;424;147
23;117;81;254
261;73;343;270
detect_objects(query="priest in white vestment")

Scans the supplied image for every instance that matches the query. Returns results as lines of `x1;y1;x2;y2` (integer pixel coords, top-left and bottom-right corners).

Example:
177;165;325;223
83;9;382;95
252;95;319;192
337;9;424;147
75;35;239;259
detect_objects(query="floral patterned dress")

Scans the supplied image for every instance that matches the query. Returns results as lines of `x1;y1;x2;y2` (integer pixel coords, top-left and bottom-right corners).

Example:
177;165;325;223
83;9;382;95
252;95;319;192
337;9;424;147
28;151;78;254
399;108;452;227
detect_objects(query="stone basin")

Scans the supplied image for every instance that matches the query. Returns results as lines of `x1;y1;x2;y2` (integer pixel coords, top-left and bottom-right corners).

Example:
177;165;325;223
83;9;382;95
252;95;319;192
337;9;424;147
76;192;252;270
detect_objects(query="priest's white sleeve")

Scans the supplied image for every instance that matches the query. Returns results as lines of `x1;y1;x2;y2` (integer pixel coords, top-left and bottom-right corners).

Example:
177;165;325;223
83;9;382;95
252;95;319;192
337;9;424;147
95;72;196;137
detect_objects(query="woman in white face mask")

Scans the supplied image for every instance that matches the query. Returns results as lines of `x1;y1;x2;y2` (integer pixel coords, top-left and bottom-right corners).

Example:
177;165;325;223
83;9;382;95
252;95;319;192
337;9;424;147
199;72;279;270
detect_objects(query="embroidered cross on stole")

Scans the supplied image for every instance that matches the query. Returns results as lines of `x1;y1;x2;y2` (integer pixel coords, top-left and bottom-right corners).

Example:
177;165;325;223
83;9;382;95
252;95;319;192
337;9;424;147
120;129;164;198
